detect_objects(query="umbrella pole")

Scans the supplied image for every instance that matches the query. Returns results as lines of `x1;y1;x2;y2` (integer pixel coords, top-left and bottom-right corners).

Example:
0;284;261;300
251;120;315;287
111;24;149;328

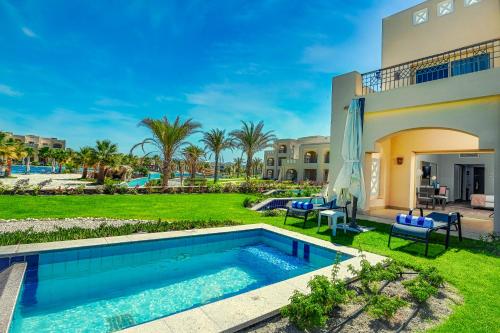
350;196;359;229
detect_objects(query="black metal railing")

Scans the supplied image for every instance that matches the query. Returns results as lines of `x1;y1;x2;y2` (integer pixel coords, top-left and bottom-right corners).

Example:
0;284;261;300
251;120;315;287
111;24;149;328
361;38;499;95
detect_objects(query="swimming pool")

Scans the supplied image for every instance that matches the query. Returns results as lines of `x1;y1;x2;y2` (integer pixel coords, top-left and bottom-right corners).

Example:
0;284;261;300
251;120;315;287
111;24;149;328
8;228;350;333
126;172;161;187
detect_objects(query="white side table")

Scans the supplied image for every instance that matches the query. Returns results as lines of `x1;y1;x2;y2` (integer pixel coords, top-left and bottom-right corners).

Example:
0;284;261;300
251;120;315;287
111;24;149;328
317;210;347;236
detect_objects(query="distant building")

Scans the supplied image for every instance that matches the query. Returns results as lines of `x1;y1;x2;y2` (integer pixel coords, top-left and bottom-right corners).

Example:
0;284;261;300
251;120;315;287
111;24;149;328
264;136;330;184
3;132;66;161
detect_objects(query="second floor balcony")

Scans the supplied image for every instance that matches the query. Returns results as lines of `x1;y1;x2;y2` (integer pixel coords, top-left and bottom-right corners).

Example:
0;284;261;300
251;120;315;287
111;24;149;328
361;39;499;95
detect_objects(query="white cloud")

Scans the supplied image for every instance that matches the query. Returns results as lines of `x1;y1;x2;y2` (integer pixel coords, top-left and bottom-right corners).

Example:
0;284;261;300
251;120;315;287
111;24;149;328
155;95;179;103
0;84;22;97
21;27;37;38
95;98;137;108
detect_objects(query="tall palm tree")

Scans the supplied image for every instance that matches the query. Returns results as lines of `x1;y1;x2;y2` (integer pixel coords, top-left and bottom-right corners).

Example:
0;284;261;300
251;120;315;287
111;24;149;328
252;157;263;178
75;146;95;179
173;158;185;186
233;157;244;178
53;149;70;173
132;116;201;188
24;147;35;174
93;140;119;184
182;145;205;183
201;129;234;183
230;121;276;180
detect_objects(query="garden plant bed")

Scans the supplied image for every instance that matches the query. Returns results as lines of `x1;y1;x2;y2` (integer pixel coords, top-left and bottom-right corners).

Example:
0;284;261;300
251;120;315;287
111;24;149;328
243;263;463;333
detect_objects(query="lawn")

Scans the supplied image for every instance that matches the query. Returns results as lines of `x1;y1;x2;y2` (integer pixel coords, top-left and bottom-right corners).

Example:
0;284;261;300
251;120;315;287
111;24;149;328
0;194;498;333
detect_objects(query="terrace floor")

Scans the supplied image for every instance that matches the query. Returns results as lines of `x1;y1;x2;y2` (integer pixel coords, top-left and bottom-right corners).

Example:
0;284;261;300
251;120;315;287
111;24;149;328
361;203;494;240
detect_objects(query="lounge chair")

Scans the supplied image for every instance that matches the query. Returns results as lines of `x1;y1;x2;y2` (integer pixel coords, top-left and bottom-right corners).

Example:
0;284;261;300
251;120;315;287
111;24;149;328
388;208;463;256
284;198;350;228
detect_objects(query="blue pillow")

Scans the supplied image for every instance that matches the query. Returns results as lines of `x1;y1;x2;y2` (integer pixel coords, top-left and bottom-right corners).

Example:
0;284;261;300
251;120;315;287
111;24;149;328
291;201;298;208
303;202;313;210
395;214;434;228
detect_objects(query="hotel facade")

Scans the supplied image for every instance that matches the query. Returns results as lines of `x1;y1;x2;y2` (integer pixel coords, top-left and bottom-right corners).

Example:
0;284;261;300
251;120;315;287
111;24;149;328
3;132;66;162
264;136;330;184
329;0;500;232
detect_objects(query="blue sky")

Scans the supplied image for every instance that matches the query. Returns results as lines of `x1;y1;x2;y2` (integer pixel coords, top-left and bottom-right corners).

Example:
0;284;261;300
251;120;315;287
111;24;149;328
0;0;420;160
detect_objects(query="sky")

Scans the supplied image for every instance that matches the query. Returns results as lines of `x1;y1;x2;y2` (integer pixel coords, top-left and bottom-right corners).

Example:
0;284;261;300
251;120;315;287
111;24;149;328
0;0;421;161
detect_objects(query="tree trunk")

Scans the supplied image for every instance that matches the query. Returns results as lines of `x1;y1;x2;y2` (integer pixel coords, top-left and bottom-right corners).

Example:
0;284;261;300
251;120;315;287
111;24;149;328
58;163;63;174
349;196;359;229
179;164;184;187
214;153;219;183
245;154;252;181
51;159;56;173
82;166;88;179
162;159;170;188
5;159;12;177
97;166;107;184
26;157;31;174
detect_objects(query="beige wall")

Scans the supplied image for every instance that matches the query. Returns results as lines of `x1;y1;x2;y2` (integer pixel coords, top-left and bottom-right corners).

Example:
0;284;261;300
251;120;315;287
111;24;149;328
382;0;500;67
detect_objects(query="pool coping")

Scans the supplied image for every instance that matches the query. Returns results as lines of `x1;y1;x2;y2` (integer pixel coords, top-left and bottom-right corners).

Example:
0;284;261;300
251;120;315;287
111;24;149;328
0;224;386;333
0;262;26;333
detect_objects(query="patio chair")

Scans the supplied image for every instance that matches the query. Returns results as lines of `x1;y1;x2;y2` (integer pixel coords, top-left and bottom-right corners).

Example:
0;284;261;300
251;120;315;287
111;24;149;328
316;199;351;230
388;208;463;256
284;198;330;228
416;186;435;209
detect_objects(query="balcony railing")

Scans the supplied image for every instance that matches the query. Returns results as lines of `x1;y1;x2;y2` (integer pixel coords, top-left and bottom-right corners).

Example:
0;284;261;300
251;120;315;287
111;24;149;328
361;38;499;95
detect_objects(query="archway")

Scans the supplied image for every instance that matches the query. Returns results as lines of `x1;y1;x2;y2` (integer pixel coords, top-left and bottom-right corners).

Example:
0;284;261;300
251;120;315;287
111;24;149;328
285;169;297;182
304;151;318;163
367;127;487;210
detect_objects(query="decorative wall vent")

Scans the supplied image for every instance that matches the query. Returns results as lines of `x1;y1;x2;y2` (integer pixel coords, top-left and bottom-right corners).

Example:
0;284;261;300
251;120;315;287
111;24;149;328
459;153;479;158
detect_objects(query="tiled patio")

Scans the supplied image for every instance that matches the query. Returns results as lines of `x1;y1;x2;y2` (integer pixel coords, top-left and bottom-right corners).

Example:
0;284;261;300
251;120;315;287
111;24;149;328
360;203;493;240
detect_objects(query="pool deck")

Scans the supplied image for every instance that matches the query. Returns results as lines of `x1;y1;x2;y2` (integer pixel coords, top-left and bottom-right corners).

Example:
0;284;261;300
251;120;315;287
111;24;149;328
0;224;386;333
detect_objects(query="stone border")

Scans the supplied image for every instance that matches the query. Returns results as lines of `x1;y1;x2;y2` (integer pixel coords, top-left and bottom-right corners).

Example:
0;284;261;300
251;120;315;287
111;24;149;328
0;262;27;333
0;224;385;333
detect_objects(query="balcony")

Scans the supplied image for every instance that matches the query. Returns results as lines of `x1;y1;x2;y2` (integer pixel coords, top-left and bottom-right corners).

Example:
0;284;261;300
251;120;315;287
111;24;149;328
361;39;499;95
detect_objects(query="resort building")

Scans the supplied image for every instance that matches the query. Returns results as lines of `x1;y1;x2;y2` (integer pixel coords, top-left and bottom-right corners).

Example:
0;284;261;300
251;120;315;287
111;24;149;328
3;132;66;161
264;136;330;184
329;0;500;233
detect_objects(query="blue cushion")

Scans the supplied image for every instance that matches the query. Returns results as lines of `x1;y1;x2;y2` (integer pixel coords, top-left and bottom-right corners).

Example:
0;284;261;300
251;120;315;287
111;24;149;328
297;202;304;209
396;214;434;228
291;201;298;208
303;202;313;210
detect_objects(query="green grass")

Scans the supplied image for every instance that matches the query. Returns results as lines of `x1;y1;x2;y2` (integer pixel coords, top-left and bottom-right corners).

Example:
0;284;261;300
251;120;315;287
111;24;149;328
0;194;498;332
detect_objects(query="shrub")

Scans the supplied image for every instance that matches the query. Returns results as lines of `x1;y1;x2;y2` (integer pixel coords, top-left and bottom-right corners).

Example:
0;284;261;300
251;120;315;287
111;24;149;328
242;197;254;208
261;209;285;217
281;255;353;330
419;267;444;287
349;258;403;293
75;185;85;195
366;294;408;320
103;178;117;194
403;278;438;303
31;185;41;196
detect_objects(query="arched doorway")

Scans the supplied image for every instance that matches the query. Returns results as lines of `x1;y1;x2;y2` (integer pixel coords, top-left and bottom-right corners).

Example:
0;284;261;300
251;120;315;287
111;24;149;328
285;169;297;181
304;151;317;163
368;127;487;210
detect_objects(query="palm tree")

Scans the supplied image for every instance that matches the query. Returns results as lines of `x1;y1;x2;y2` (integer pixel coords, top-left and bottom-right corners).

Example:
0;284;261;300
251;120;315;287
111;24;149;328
132;116;201;188
173;158;185;186
24;147;35;174
252;157;263;178
37;147;51;166
53;149;70;173
230;121;276;180
201;129;234;183
0;133;26;177
75;146;95;179
93;140;119;184
233;157;244;178
182;145;205;184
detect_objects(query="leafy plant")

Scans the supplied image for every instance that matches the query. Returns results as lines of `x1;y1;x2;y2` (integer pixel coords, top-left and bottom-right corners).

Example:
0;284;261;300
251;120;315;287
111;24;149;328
349;258;403;293
261;209;285;217
366;294;408;320
403;278;438;303
281;255;354;330
242;197;254;208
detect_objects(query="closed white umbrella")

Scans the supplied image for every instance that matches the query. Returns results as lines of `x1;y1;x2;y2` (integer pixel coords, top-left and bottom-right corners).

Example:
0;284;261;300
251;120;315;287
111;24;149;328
333;98;366;231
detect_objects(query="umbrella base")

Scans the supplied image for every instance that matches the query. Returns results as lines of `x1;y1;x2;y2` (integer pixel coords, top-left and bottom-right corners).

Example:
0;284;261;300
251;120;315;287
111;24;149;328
344;225;375;233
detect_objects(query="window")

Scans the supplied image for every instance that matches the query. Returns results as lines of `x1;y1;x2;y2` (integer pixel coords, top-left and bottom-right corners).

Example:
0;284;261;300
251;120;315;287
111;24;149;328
416;63;449;84
451;54;490;76
286;169;297;181
304;151;317;163
323;169;329;183
278;145;287;153
437;0;454;16
266;158;274;166
324;151;330;163
53;143;63;148
464;0;481;7
413;8;428;25
278;157;286;166
266;169;274;178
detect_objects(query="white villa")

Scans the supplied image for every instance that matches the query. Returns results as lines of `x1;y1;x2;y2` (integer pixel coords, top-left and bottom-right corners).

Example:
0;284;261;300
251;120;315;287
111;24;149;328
264;136;330;184
329;0;499;234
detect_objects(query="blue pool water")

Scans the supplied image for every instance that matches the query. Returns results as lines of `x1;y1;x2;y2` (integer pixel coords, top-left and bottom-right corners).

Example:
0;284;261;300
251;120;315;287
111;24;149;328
10;229;348;332
126;172;161;187
10;165;58;174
